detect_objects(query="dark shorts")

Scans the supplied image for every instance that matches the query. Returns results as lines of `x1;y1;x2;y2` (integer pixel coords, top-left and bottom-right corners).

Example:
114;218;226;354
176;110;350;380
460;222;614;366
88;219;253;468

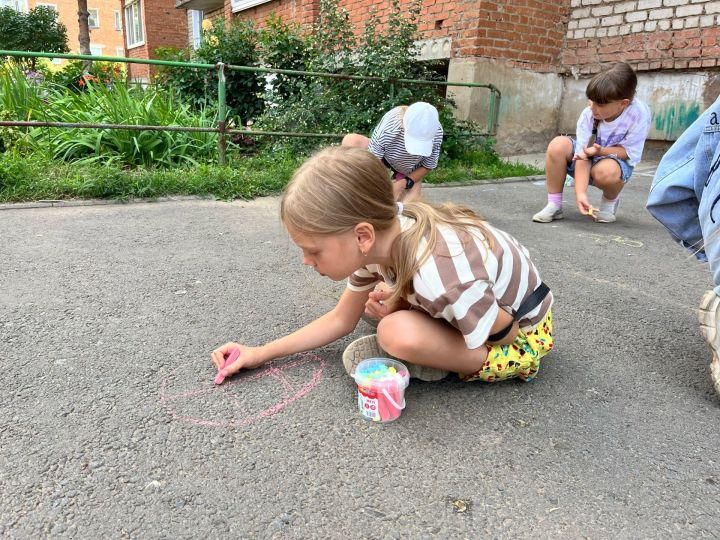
566;136;634;183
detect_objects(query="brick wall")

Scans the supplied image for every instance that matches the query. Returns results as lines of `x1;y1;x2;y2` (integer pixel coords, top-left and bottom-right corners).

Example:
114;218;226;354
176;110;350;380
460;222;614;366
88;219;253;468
125;0;188;81
228;0;317;29
126;41;150;79
563;0;720;74
224;0;720;75
445;0;568;73
228;0;568;72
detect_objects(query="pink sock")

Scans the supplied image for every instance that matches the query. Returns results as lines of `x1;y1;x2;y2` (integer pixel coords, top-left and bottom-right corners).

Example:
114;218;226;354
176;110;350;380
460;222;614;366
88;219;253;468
548;193;562;207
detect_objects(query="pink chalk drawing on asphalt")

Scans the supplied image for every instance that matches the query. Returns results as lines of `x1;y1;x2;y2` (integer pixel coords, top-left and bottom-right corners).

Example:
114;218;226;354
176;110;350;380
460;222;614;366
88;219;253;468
159;352;326;428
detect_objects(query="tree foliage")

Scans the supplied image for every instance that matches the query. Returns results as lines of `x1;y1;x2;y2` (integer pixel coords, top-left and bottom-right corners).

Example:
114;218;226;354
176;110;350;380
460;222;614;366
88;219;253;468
156;20;262;124
0;6;69;70
255;0;470;156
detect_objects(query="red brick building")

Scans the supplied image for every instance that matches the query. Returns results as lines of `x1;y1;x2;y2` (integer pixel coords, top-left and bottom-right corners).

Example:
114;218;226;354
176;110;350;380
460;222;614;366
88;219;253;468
169;0;719;151
6;0;126;65
121;0;188;81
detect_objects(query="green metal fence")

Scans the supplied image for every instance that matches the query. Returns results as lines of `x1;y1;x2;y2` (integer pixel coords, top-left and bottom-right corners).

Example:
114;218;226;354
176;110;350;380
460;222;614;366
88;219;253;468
0;50;501;165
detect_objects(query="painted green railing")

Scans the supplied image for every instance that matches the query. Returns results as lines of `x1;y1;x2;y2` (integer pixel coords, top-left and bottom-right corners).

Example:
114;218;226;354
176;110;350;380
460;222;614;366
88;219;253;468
0;50;501;165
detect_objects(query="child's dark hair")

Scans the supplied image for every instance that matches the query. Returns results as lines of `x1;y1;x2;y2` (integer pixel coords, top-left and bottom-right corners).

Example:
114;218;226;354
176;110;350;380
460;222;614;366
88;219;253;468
585;62;637;104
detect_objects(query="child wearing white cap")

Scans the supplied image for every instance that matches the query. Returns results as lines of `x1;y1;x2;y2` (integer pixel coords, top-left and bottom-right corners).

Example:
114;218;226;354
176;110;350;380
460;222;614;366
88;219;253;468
342;102;444;201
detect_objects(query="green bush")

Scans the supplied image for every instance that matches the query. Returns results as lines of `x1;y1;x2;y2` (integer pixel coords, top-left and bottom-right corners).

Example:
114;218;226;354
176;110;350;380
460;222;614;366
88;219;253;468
0;6;68;71
0;63;47;119
155;20;262;124
47;60;125;92
256;14;309;106
253;0;473;158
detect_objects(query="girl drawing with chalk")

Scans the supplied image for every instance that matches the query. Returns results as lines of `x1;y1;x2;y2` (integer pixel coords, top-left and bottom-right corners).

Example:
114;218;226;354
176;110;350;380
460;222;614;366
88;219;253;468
212;146;554;383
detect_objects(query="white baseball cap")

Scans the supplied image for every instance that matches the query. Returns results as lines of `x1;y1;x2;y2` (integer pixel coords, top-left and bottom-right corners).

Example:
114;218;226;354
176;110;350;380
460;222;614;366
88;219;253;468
403;102;440;157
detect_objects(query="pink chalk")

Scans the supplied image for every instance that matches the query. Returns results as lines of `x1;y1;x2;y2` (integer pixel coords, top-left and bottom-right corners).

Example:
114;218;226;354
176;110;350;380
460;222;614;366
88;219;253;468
214;348;241;385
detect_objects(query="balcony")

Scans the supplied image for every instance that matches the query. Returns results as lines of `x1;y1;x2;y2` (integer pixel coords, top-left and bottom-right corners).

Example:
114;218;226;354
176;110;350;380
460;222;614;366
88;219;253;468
175;0;223;12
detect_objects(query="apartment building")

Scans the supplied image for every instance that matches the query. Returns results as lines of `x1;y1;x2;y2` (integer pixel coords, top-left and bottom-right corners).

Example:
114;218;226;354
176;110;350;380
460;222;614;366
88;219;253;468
1;0;126;66
121;0;188;82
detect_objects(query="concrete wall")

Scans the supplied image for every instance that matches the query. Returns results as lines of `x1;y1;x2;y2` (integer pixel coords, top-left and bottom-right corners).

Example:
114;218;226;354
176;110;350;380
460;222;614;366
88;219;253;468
448;58;564;155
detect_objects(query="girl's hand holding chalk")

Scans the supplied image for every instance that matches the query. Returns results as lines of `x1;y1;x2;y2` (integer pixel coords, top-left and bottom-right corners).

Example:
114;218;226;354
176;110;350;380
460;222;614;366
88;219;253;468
211;342;268;384
576;192;593;216
214;347;241;385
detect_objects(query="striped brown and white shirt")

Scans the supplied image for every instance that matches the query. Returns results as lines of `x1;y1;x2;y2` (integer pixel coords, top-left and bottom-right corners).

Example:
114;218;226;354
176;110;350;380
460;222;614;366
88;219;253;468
367;106;444;175
347;215;553;349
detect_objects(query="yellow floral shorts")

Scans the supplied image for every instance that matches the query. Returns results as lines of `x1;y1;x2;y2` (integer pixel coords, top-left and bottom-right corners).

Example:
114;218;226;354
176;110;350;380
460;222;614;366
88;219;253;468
460;310;554;383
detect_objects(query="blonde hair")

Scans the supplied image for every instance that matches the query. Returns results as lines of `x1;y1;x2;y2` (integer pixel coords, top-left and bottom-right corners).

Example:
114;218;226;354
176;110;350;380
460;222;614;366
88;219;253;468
280;146;494;303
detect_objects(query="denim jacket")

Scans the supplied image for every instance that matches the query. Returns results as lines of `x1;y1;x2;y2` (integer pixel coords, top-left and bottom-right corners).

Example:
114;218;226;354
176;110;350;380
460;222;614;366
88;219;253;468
647;95;720;272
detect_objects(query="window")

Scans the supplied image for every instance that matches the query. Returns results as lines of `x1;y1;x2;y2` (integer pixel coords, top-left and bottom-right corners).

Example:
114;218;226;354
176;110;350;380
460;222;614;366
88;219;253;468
89;44;104;56
115;47;125;57
190;10;203;49
87;8;99;28
0;0;27;11
230;0;271;13
124;0;143;48
114;10;122;31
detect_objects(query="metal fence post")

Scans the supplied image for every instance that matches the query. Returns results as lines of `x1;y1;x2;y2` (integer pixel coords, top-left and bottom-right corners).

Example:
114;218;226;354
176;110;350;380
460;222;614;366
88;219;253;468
488;89;496;136
216;61;227;166
491;87;501;137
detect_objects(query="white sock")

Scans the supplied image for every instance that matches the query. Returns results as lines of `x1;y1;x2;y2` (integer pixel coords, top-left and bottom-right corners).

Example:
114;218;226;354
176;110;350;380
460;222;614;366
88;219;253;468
600;196;619;214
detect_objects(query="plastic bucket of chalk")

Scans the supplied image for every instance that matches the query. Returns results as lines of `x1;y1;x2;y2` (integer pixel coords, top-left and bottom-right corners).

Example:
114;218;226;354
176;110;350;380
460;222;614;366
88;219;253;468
352;358;410;423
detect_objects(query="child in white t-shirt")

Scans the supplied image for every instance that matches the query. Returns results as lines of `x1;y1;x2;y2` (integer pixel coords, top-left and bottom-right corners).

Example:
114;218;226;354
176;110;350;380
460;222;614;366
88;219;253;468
533;62;651;224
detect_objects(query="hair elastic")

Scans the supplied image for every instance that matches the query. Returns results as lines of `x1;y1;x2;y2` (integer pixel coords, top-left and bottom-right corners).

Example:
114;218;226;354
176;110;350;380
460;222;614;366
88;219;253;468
396;202;404;215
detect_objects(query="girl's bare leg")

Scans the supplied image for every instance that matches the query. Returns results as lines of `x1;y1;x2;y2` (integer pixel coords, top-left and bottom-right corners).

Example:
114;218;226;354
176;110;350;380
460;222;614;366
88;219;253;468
545;136;574;194
589;159;624;199
377;310;488;374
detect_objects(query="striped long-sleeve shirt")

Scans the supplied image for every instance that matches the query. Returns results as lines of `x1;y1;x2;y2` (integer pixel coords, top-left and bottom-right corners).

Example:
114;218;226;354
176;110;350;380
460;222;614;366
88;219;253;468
367;106;444;175
347;215;553;349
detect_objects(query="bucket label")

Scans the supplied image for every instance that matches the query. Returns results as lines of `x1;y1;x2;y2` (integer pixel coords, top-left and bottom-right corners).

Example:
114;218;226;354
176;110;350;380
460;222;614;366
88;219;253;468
358;387;380;421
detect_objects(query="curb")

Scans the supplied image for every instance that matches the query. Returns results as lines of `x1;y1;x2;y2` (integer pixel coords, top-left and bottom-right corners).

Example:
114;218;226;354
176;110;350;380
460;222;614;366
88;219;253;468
0;195;215;211
425;174;545;189
0;176;545;210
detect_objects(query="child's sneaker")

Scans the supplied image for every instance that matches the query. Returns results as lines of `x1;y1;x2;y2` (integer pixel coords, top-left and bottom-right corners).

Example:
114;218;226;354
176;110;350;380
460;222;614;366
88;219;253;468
532;203;563;223
698;290;720;395
342;335;449;381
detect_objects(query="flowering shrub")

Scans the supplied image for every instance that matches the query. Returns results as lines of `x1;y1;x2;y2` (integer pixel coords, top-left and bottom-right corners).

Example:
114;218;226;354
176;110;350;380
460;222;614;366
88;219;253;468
48;60;125;92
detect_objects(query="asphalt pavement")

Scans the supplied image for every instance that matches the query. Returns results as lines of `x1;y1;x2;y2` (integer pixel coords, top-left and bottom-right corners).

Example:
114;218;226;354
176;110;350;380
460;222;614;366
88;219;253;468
1;160;719;539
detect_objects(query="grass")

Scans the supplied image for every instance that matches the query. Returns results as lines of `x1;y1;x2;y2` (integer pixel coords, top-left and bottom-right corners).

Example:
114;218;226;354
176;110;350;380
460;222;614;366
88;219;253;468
430;148;542;184
0;146;543;204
